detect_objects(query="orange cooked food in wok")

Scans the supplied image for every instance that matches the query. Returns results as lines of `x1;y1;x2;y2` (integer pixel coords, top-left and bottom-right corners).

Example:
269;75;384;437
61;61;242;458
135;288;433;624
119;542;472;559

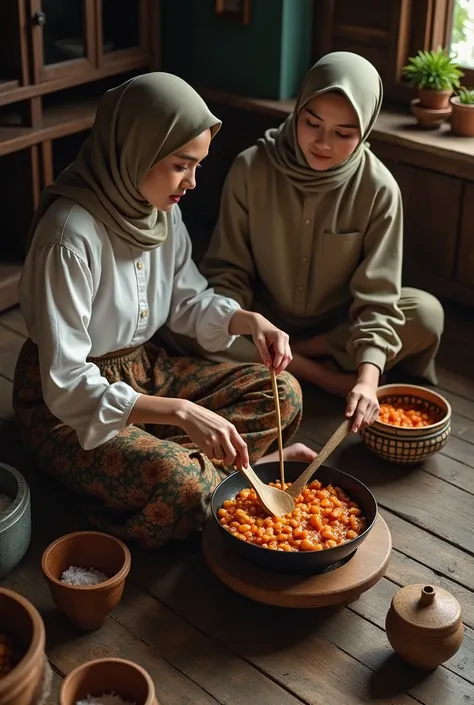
218;479;367;552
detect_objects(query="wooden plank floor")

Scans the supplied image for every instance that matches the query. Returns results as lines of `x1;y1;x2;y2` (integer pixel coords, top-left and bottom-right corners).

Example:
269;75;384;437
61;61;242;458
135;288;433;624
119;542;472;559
0;303;473;705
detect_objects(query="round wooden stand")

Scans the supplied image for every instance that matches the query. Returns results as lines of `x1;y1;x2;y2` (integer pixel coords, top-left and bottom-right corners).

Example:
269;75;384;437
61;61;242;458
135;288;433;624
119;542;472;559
202;514;392;608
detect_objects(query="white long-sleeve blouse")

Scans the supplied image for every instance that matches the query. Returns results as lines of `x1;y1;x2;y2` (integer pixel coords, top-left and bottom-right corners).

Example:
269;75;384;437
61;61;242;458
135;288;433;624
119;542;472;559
19;197;241;450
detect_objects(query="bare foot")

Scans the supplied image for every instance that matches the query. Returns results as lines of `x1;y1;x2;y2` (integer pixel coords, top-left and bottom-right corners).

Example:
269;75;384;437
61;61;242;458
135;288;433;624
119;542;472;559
289;354;357;397
256;442;317;465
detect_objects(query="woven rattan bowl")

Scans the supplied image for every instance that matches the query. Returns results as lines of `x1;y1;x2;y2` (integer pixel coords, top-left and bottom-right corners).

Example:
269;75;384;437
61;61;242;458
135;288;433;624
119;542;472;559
360;384;451;465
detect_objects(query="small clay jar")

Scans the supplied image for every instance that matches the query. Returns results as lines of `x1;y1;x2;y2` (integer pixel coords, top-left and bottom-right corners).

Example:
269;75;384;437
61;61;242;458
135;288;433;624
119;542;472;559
385;584;464;670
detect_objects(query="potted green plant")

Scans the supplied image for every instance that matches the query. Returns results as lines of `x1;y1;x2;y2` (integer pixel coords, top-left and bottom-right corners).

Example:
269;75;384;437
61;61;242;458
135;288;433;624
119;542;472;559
403;48;463;129
451;87;474;136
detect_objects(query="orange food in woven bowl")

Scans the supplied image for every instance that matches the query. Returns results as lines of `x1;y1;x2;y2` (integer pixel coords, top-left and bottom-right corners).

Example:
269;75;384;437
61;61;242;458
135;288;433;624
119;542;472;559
360;384;451;465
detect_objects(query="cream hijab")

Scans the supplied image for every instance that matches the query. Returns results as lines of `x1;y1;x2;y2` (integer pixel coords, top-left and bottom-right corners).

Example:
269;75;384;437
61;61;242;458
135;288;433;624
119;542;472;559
28;73;221;250
262;52;383;193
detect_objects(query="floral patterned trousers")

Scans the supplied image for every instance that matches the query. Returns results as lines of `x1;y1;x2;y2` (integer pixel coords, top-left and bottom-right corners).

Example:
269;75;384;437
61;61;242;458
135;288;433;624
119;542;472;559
13;339;303;549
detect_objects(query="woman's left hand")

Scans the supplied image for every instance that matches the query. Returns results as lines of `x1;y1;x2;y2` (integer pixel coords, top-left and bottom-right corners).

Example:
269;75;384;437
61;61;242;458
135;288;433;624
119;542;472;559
345;381;380;432
228;310;292;373
250;314;292;374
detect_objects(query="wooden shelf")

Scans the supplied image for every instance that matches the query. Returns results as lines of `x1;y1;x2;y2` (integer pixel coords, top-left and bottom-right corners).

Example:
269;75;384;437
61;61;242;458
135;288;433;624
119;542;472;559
0;263;22;312
0;99;97;157
0;53;151;109
0;0;161;314
0;80;20;94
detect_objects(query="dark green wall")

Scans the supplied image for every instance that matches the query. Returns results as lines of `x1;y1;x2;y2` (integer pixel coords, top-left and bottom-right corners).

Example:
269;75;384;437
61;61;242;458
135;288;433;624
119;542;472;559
280;0;313;98
161;0;313;100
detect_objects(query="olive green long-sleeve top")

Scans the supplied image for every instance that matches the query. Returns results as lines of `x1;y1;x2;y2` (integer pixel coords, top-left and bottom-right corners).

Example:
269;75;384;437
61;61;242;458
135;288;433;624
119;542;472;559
201;143;405;373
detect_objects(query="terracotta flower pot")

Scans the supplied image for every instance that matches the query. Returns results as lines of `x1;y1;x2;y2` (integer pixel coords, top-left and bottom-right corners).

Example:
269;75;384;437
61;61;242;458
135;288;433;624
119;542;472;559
410;98;451;130
0;587;46;705
418;87;452;110
450;96;474;136
59;658;157;705
41;530;131;631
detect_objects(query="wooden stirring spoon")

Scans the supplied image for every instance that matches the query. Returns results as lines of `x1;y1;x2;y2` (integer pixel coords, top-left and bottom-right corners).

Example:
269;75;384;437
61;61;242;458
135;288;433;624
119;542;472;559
239;465;295;517
285;419;353;499
270;368;285;489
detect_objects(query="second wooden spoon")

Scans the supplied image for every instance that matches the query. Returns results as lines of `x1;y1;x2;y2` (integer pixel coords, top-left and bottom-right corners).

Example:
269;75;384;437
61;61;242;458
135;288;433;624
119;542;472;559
285;419;353;499
239;465;295;517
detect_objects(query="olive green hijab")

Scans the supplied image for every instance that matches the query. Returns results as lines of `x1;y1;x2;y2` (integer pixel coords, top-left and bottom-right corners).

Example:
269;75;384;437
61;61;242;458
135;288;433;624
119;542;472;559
262;52;383;192
29;73;221;250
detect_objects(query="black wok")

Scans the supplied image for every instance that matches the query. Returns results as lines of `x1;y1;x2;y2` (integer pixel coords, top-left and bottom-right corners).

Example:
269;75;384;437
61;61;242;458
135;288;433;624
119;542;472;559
210;461;378;575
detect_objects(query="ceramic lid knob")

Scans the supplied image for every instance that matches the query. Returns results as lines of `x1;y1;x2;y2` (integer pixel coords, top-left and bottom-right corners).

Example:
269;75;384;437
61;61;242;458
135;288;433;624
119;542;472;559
390;584;462;637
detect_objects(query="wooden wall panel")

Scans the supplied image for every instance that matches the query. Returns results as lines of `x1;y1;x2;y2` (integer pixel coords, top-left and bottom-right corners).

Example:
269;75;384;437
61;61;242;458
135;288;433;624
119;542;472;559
381;159;461;280
333;0;392;30
456;183;474;289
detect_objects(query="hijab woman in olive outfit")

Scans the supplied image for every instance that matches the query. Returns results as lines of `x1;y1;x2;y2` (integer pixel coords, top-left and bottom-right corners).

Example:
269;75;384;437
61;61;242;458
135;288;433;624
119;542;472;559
13;73;314;549
202;52;444;433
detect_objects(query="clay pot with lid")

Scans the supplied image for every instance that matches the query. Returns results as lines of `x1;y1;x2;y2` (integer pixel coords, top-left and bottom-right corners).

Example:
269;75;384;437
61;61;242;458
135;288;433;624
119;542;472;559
385;584;464;670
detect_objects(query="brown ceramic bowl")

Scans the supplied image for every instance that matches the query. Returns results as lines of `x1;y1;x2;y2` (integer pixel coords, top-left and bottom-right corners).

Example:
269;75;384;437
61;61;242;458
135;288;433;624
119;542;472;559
41;530;131;631
59;658;157;705
0;587;47;705
410;98;452;129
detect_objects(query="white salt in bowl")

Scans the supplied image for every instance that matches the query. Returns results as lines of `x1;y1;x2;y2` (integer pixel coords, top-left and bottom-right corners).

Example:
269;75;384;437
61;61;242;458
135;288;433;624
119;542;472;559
41;531;131;631
0;462;31;578
59;658;157;705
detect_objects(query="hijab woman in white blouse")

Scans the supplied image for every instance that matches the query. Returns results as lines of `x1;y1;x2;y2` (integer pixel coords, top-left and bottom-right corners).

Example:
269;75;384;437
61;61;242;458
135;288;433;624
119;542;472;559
13;73;315;548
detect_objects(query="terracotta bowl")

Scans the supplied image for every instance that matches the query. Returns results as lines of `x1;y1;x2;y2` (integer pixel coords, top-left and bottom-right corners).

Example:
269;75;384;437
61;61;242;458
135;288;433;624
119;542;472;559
360;383;451;465
0;587;46;705
59;658;157;705
450;96;474;137
41;530;131;631
410;98;452;129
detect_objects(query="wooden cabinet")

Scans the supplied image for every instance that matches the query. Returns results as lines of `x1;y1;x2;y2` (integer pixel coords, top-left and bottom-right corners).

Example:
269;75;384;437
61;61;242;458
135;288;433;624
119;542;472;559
0;145;40;311
29;0;152;84
0;0;160;312
0;2;30;90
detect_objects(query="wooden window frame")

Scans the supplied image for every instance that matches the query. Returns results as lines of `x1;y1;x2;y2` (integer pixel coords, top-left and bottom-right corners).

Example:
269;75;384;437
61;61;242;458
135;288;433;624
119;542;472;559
444;0;474;87
385;0;474;100
408;0;474;90
312;0;474;106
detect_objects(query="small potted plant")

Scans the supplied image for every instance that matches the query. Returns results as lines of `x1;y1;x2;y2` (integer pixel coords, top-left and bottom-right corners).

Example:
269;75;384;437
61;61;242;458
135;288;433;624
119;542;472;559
451;87;474;136
403;48;463;129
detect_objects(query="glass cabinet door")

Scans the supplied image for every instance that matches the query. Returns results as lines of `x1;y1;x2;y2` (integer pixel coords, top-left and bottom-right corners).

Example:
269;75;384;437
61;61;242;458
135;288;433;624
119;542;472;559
0;0;30;90
30;0;95;83
98;0;150;66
